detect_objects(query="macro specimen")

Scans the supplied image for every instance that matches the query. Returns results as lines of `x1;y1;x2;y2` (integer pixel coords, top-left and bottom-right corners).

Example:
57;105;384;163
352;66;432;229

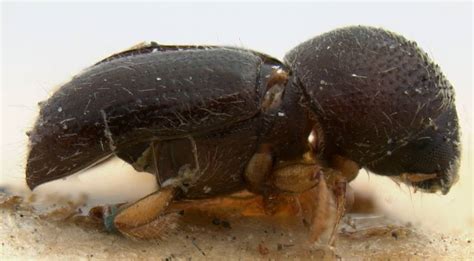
25;26;460;244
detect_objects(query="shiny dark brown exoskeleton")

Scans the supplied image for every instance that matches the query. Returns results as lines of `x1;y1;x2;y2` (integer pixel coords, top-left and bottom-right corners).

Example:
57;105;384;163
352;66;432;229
26;26;460;241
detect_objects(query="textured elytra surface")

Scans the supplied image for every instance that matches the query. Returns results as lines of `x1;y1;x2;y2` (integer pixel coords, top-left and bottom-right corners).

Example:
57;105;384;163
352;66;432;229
26;48;265;190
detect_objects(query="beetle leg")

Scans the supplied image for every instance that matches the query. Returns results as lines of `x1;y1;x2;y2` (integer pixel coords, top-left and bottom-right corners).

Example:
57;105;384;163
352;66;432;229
260;163;321;216
322;155;359;244
271;156;352;245
298;171;351;246
261;193;303;216
327;175;348;246
244;150;353;239
330;155;360;182
271;162;323;193
89;186;178;239
243;144;275;195
295;172;336;244
269;151;323;193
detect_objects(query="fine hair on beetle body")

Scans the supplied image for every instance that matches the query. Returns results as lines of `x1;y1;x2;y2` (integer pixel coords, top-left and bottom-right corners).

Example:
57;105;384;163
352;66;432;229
25;25;460;242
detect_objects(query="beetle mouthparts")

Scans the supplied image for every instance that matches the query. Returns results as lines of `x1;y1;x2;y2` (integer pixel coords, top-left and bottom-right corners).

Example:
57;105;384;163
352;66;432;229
393;163;460;195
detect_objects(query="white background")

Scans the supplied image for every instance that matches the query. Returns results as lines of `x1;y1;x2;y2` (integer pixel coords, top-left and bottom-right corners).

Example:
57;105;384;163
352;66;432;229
1;1;473;234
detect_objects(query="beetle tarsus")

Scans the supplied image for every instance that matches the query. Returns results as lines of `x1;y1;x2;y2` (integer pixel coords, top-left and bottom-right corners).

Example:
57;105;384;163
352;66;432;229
327;176;348;246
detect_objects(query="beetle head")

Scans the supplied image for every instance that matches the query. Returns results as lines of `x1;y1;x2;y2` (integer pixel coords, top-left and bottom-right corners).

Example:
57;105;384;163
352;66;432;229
366;107;460;194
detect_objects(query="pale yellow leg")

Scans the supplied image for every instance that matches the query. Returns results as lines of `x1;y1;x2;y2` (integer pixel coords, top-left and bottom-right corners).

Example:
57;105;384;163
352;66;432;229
89;186;179;239
244;149;359;245
297;176;337;243
272;155;356;245
243;144;273;194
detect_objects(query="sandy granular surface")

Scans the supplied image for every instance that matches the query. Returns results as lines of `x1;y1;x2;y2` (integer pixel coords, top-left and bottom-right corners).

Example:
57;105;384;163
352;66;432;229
1;188;472;260
1;152;472;260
